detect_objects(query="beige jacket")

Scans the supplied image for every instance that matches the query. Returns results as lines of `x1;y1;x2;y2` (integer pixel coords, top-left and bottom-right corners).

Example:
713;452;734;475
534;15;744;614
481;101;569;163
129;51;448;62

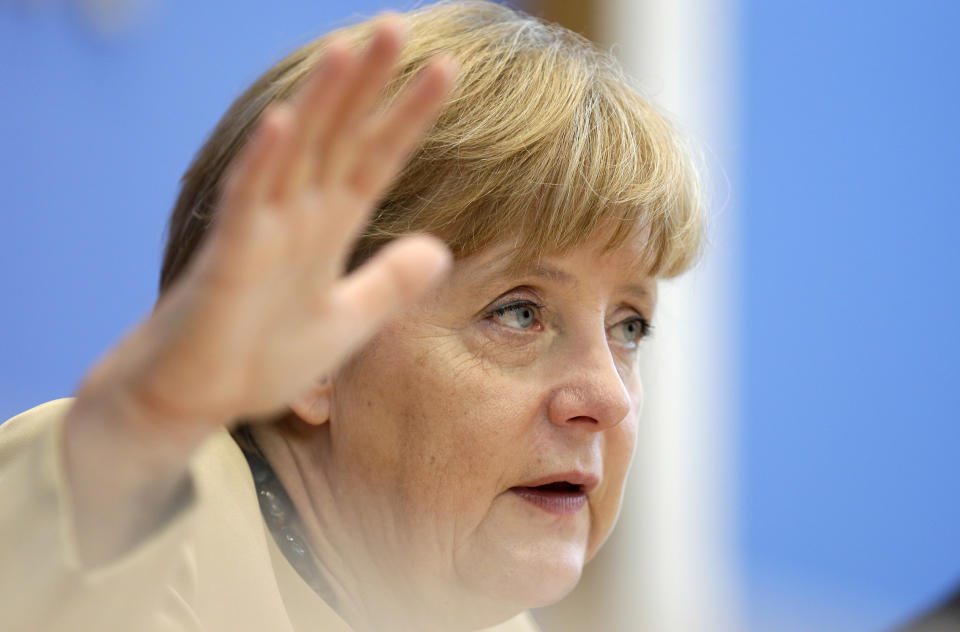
0;399;539;632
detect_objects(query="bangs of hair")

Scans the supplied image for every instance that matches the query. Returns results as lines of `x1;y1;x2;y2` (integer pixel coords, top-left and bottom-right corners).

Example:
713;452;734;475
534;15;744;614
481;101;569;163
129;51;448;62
161;1;703;296
345;1;703;278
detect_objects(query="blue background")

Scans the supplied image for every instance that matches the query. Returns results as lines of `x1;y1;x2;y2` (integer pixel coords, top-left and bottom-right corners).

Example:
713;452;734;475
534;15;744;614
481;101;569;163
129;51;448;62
1;1;958;629
0;0;395;414
740;0;960;629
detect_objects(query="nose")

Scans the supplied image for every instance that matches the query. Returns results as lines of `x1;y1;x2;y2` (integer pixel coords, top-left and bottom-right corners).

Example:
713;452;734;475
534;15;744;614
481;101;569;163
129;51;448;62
546;339;634;432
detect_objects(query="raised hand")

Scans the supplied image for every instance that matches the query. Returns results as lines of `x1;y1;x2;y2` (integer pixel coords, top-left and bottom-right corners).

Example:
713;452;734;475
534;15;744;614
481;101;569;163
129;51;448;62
63;17;456;562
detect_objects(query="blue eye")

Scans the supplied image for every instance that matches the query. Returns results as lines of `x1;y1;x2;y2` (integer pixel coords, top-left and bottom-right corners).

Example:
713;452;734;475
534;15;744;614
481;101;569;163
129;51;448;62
611;317;650;346
492;301;540;330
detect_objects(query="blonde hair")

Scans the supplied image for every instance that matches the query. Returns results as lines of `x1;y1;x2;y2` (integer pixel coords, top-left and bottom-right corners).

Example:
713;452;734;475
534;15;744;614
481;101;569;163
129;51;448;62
159;0;702;294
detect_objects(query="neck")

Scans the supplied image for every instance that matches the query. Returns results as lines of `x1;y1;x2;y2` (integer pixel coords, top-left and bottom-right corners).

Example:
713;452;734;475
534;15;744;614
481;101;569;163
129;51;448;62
251;421;491;632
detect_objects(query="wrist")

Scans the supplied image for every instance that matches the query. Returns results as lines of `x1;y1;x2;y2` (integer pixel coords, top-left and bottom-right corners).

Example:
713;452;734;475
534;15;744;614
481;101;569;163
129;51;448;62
62;390;201;566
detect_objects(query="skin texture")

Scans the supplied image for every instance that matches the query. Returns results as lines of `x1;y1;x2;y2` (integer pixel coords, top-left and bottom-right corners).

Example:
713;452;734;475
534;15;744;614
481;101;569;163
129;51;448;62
259;229;657;631
62;18;456;566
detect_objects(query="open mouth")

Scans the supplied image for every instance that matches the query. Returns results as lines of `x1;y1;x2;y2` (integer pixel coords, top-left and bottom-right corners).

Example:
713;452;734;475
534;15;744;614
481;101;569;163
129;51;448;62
509;481;588;515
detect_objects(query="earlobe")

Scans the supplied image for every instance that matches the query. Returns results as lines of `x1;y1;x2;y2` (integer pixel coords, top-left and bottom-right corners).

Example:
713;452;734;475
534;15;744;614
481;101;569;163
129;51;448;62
289;376;332;426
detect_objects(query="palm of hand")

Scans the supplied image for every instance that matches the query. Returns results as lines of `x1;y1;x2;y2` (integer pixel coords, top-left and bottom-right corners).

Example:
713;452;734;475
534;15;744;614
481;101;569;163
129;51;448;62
88;18;455;430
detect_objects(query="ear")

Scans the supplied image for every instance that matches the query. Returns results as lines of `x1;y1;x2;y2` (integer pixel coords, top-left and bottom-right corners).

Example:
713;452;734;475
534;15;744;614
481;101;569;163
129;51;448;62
289;376;332;426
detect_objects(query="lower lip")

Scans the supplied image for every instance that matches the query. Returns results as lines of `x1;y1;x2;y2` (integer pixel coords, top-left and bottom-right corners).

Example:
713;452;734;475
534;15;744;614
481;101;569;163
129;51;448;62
509;487;587;515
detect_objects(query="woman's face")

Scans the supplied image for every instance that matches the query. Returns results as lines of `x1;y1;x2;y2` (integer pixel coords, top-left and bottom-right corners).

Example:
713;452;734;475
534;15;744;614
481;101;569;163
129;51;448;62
319;230;654;619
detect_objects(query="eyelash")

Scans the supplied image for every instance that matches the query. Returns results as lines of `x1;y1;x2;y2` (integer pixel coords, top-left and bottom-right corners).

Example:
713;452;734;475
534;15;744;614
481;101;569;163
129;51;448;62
487;299;653;344
621;315;653;342
490;300;545;331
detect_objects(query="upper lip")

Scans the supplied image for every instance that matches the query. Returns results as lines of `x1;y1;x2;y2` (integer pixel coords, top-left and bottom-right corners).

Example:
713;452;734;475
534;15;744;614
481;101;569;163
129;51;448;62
512;471;600;493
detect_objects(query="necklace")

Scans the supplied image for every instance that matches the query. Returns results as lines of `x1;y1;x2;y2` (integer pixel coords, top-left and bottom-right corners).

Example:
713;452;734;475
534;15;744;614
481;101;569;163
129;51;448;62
242;447;339;610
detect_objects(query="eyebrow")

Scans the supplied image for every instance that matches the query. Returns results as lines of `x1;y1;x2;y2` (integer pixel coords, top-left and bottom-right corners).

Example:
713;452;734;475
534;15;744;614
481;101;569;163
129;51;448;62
525;262;576;285
480;260;651;302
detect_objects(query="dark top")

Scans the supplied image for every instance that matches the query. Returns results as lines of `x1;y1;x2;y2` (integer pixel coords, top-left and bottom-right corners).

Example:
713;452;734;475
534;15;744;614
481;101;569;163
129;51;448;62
897;587;960;631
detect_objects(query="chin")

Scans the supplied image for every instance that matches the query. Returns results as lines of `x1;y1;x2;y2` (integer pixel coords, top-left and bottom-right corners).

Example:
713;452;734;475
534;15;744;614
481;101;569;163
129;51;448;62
524;551;586;607
475;540;587;610
448;558;582;631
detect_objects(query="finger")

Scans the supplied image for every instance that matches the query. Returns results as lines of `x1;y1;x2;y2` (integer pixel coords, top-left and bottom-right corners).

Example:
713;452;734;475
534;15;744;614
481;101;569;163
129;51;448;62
323;235;452;349
347;56;457;199
317;15;407;185
217;104;295;237
271;39;355;199
307;59;455;266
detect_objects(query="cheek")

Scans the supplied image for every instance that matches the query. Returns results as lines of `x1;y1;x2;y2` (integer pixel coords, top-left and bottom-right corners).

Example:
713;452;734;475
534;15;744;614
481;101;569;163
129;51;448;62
398;348;541;495
607;414;639;487
333;332;543;515
587;412;639;559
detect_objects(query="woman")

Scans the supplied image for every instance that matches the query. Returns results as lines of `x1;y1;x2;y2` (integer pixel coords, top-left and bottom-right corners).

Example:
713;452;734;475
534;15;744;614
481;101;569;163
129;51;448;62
0;1;701;630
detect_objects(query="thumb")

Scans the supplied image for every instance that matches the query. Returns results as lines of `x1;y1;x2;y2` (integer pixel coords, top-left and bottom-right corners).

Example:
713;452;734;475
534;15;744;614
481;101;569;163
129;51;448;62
329;235;452;344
